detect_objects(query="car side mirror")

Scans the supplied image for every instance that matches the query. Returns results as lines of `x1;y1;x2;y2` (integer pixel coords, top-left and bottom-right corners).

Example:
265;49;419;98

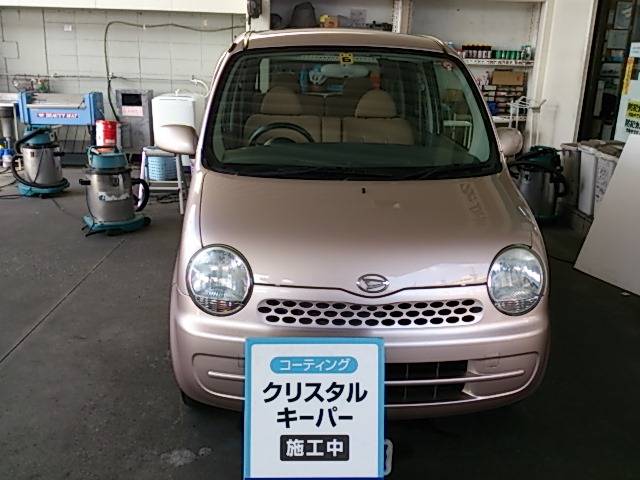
154;124;198;156
496;127;523;158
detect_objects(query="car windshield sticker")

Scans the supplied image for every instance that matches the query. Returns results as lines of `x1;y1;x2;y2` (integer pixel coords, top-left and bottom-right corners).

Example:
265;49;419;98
339;52;354;65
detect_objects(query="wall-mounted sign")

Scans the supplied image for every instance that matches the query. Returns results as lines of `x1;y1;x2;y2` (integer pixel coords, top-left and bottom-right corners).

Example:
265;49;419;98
629;42;640;59
244;337;384;480
623;100;640;136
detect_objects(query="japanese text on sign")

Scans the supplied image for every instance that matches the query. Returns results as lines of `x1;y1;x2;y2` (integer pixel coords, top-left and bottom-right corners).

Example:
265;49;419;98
244;338;384;479
625;100;640;135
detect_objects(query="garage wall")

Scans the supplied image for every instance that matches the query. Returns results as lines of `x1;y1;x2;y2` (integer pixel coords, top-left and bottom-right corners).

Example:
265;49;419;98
0;7;245;102
0;0;245;14
411;0;541;48
411;0;597;148
533;0;598;147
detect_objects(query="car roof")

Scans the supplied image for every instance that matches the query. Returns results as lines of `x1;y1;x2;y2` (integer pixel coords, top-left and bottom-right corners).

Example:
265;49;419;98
233;28;447;54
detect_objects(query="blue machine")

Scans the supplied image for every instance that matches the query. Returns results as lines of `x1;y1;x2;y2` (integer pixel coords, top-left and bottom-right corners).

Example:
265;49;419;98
79;146;150;236
16;91;103;127
12;91;104;197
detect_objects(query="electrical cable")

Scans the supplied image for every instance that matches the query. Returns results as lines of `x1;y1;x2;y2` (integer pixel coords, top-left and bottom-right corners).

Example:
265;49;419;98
153;192;180;204
0;178;16;189
103;21;237;120
49;197;80;221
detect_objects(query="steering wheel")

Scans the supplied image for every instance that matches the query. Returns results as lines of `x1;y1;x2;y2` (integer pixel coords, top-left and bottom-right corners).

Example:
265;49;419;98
248;122;316;146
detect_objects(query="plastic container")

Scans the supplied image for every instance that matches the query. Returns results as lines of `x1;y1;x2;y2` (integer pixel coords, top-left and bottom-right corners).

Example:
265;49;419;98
594;144;623;215
2;148;13;168
96;120;119;147
577;140;605;216
147;155;177;181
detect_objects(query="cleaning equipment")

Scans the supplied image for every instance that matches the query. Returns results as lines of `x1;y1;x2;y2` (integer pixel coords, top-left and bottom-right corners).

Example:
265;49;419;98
12;90;104;197
79;146;150;235
509;146;568;221
11;126;69;197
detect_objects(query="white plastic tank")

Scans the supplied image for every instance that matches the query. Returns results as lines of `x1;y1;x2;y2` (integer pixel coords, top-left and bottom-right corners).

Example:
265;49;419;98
577;140;604;216
152;94;197;135
594;144;623;215
577;140;625;217
152;94;198;167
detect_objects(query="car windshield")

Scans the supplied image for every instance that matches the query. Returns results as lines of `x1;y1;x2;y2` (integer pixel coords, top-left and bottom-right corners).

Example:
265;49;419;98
203;47;500;180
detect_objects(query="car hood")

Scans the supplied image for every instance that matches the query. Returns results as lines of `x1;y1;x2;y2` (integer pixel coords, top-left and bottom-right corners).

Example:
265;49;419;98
199;171;535;296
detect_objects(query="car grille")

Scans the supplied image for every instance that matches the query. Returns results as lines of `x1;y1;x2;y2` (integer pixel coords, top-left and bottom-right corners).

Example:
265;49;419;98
257;299;484;328
385;361;469;404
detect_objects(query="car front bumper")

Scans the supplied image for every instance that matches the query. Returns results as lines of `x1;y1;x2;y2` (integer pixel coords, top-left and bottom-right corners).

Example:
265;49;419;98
170;282;549;419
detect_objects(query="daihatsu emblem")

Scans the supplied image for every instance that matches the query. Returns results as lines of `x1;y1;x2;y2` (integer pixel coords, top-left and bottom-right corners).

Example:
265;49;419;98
357;274;389;293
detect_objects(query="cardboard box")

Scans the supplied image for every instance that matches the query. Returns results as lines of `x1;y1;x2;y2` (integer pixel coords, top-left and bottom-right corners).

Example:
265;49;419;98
492;70;525;86
320;15;339;28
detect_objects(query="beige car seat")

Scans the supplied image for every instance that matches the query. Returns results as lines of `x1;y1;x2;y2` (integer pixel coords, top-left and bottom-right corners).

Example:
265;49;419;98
325;76;372;118
268;72;325;116
342;90;414;145
244;86;321;144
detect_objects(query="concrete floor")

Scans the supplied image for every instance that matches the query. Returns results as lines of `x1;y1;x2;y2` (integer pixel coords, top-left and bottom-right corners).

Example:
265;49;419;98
1;169;639;479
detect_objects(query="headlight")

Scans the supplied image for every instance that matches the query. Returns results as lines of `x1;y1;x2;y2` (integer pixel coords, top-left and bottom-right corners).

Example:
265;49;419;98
487;246;544;315
186;245;253;315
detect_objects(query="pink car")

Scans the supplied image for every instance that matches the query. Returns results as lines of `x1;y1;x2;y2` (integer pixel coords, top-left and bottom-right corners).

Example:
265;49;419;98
159;29;549;418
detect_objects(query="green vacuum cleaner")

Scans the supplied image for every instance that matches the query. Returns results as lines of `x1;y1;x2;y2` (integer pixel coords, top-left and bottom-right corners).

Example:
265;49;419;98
509;146;568;221
79;146;150;235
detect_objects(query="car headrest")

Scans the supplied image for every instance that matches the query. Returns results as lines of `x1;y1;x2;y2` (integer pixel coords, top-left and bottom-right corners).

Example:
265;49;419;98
260;86;303;115
270;73;300;92
355;90;397;118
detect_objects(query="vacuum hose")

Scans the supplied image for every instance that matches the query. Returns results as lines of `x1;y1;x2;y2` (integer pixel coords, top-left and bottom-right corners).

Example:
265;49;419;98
132;178;150;212
11;127;68;190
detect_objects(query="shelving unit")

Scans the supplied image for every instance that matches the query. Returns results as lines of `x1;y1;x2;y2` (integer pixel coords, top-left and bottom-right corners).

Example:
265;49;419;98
463;59;535;68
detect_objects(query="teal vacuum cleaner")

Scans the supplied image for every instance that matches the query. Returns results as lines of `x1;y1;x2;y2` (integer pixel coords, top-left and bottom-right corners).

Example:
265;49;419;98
11;126;70;197
79;146;150;235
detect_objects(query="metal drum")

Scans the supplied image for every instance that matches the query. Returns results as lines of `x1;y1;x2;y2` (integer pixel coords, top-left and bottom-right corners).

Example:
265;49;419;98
515;168;560;219
85;168;136;223
509;146;567;221
21;144;63;185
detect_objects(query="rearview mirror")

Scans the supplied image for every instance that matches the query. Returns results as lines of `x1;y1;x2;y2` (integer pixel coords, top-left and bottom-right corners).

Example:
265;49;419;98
496;127;523;158
155;124;198;156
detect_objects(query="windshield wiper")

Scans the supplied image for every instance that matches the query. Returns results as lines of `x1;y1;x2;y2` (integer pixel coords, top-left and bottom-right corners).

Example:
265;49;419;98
220;164;393;179
399;163;492;180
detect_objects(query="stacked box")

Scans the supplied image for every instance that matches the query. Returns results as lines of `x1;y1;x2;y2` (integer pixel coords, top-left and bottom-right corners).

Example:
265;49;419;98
480;70;527;115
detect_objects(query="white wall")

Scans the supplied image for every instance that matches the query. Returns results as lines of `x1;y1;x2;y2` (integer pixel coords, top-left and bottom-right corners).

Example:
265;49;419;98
533;0;598;147
0;7;245;112
0;0;245;14
411;0;541;49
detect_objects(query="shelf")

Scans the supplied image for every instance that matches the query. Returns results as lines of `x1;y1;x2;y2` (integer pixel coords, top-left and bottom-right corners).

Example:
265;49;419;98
464;59;534;68
492;115;528;125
